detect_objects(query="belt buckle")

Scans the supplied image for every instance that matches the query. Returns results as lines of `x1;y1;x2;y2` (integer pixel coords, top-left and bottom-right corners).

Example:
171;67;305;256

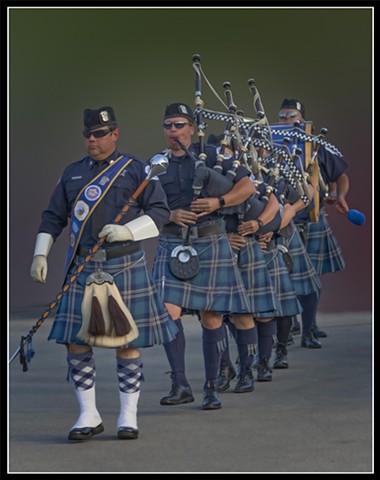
92;249;107;262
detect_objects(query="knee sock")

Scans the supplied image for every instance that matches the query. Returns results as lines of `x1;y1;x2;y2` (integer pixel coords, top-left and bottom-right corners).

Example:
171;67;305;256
299;291;319;336
117;357;143;430
312;289;322;329
219;326;231;369
236;327;257;375
224;315;237;339
163;318;189;387
202;324;226;383
276;316;292;346
67;350;102;429
220;315;238;368
256;320;276;363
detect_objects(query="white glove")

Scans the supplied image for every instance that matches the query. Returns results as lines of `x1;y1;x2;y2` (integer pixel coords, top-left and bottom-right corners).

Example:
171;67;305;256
30;233;53;284
30;256;48;284
98;215;159;243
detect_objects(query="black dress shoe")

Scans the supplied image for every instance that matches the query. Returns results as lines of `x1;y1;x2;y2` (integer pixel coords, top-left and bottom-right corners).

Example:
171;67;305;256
202;380;221;410
160;383;194;405
312;326;327;338
273;353;289;369
257;358;273;382
117;427;139;440
273;343;289;369
301;334;322;348
68;423;104;441
217;364;236;392
234;368;254;393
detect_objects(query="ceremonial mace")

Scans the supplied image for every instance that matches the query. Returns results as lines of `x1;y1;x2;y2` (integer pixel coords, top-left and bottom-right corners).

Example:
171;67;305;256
9;154;169;371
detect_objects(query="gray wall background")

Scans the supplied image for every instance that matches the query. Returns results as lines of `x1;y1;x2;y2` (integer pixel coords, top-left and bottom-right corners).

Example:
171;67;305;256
8;6;373;314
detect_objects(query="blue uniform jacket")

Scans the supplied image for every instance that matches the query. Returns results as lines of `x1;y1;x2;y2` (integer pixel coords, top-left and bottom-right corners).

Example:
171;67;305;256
37;149;170;248
157;142;251;224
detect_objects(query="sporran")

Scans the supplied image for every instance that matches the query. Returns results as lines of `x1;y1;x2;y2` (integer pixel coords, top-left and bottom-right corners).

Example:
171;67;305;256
169;245;200;280
78;270;139;348
277;244;293;272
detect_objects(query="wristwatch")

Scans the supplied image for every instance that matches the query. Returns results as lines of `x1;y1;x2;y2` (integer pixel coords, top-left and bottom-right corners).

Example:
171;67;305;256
257;219;264;229
218;196;226;208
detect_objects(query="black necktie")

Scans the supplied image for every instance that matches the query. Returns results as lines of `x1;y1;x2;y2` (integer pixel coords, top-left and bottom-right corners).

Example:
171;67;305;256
93;161;107;175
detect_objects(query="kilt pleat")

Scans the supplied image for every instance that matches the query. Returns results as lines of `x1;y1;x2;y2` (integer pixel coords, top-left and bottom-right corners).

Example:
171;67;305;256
48;250;178;348
262;247;303;317
152;232;251;315
297;209;345;275
236;236;279;317
278;223;322;296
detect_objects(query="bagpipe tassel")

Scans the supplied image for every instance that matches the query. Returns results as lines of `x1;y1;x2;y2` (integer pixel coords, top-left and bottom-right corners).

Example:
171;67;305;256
108;293;132;336
19;334;35;372
87;293;106;336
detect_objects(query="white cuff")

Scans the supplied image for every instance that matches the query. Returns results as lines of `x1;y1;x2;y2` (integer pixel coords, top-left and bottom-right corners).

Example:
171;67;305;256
33;233;54;257
124;215;159;241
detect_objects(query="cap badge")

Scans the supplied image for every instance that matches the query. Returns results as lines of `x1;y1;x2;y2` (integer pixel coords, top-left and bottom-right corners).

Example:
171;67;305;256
99;110;110;122
179;105;188;115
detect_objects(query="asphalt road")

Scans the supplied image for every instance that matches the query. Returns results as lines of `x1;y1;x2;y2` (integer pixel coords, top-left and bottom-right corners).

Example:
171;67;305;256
7;311;373;473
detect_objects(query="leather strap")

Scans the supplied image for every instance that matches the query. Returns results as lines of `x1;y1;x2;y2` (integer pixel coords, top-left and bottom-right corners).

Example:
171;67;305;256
77;241;142;260
162;221;225;238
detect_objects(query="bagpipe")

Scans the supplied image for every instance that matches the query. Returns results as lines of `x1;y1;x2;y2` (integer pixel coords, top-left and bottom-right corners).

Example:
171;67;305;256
191;56;267;204
189;54;311;223
187;54;366;230
190;54;250;215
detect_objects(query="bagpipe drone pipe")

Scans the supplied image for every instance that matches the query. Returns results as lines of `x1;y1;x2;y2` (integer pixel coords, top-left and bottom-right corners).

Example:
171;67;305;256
190;54;248;214
190;54;271;215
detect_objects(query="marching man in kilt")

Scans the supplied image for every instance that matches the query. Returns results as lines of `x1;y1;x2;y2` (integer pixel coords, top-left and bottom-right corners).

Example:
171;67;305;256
276;98;349;347
151;103;256;410
30;106;178;441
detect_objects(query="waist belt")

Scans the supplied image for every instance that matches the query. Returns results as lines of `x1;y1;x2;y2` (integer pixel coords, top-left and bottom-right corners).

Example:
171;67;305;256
162;222;225;240
77;241;142;261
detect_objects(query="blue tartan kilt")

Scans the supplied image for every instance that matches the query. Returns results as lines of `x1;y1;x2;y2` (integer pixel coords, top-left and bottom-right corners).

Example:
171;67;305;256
297;209;345;275
152;231;252;315
48;250;178;348
236;236;280;317
278;223;322;296
262;245;303;317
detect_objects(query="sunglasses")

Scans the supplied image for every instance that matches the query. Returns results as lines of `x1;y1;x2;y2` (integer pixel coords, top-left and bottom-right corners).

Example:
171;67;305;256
163;121;191;129
83;128;115;139
278;112;299;120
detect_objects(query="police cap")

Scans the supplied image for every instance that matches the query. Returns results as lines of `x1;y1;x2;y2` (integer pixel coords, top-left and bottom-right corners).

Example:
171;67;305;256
279;98;306;118
164;103;194;122
83;106;118;132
